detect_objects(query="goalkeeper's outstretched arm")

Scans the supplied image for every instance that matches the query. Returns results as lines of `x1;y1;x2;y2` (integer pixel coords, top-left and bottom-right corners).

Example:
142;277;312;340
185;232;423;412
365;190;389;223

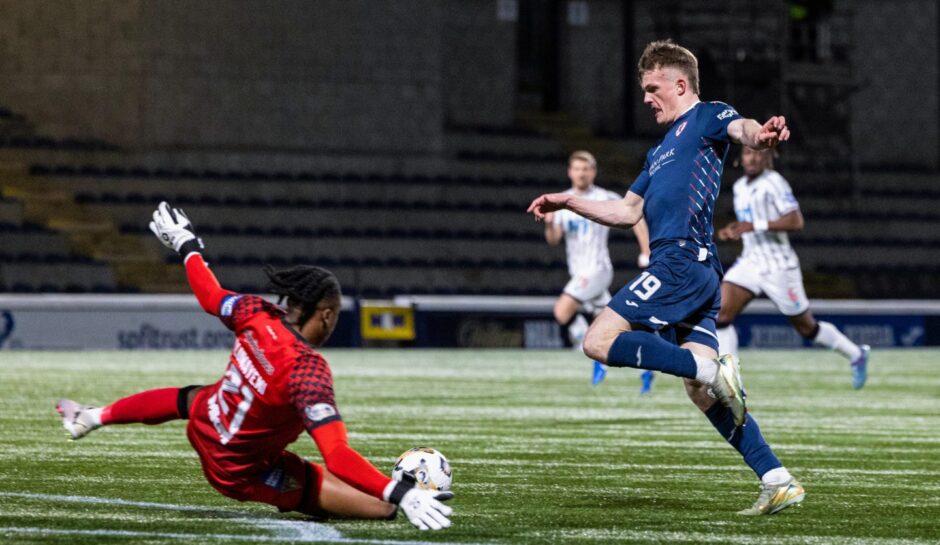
149;201;234;315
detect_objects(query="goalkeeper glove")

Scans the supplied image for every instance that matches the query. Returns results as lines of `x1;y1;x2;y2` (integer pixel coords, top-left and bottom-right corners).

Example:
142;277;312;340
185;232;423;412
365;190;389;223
149;201;204;260
383;473;454;531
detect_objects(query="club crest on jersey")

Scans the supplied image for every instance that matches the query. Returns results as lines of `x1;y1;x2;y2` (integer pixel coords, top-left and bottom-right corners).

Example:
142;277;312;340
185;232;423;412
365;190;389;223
305;403;337;422
675;121;687;136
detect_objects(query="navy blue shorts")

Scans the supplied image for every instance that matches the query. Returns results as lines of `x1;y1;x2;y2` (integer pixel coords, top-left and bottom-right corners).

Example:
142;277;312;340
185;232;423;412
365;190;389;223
607;246;721;351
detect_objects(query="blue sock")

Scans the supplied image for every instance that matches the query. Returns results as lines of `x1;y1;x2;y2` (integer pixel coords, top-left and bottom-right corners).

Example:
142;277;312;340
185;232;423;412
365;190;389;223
705;403;781;478
605;331;697;379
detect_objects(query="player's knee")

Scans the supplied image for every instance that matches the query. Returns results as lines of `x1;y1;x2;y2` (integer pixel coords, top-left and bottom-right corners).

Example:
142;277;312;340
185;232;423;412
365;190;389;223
582;324;613;362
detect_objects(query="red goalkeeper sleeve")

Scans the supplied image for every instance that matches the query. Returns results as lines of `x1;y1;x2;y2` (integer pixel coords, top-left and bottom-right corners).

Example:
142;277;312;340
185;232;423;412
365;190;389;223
184;253;235;315
311;420;393;500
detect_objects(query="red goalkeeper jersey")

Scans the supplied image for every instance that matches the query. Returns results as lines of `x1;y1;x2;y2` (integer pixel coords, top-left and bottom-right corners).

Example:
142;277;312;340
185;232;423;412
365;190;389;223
183;254;392;500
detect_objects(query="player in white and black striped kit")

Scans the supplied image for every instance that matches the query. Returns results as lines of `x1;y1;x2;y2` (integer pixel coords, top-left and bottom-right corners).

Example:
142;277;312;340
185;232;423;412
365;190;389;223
716;147;870;389
543;151;652;390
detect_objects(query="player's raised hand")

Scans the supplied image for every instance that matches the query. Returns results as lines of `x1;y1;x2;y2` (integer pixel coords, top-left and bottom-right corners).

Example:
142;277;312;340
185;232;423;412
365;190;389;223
717;221;739;241
149;201;204;258
756;116;790;148
527;193;570;220
723;221;754;240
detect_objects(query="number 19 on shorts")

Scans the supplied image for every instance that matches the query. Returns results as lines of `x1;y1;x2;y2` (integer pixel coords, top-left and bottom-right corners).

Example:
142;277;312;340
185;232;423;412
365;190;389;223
629;271;662;301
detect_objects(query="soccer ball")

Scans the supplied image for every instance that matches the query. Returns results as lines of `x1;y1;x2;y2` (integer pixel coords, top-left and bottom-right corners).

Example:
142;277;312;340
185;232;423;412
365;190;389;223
391;447;452;491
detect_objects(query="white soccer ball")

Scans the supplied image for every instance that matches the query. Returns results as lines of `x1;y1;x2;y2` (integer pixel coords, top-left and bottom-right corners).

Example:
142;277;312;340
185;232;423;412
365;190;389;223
391;447;452;491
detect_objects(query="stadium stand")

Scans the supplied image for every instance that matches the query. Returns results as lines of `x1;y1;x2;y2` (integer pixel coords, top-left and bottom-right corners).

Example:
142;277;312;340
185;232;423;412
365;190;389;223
1;108;938;298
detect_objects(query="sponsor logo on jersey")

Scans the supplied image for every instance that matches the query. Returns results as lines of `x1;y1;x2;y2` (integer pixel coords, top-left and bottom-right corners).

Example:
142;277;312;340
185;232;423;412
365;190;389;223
675;121;687;136
305;403;337;422
649;147;676;176
219;295;241;317
717;108;738;120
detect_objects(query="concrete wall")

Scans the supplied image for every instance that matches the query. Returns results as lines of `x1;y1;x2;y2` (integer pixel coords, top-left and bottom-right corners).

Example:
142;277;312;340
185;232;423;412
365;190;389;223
851;0;939;169
558;0;625;136
0;1;147;144
442;0;517;127
0;0;445;154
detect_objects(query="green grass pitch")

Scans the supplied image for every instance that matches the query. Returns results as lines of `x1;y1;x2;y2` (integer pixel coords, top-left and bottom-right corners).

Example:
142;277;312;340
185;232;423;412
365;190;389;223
2;349;939;544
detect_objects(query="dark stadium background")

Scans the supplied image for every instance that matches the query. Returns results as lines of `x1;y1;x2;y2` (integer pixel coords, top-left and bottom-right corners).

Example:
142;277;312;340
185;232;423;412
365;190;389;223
1;0;938;347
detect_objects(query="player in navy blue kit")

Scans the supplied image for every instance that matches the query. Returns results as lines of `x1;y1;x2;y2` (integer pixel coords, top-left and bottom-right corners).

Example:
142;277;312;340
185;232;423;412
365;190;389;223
528;41;803;515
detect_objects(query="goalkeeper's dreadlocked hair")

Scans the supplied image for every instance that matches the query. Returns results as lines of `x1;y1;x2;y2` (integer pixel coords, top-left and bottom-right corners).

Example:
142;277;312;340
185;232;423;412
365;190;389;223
264;265;341;327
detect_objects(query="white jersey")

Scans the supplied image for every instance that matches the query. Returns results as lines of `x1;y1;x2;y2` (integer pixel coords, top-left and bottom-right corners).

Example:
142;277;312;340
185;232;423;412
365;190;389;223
731;169;801;274
552;185;621;276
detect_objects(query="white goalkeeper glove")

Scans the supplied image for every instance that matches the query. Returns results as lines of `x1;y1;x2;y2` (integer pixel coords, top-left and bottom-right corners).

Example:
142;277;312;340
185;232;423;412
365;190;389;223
149;201;204;260
384;475;454;531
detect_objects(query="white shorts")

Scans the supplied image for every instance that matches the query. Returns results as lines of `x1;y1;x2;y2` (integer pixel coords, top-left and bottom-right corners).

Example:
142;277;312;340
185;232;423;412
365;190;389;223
723;260;810;316
562;269;613;316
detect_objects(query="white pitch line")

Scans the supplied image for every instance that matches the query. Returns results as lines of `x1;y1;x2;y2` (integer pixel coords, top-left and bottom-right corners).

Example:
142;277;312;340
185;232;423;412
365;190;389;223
0;492;488;545
0;527;483;545
550;528;938;545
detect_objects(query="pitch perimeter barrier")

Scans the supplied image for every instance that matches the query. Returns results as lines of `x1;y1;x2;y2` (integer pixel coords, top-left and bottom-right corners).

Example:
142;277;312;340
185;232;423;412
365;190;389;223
1;295;938;350
392;296;940;348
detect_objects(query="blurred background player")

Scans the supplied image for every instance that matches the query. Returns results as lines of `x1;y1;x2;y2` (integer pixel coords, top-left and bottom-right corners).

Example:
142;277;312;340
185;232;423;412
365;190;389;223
541;150;653;391
56;202;454;531
528;40;804;515
716;147;870;389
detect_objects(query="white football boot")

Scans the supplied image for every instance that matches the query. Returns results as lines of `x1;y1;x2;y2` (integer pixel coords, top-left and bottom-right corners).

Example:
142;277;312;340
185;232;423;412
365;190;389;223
738;478;805;515
56;399;101;440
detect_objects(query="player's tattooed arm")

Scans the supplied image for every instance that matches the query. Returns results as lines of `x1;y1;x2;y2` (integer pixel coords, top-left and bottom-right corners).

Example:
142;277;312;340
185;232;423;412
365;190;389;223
728;116;790;149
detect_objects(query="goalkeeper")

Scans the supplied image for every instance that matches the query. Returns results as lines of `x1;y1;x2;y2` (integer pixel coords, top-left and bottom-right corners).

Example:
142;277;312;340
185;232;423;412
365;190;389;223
56;202;454;531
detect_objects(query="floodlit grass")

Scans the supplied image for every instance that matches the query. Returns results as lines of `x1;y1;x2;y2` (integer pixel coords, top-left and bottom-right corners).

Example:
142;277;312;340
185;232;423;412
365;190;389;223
1;348;939;544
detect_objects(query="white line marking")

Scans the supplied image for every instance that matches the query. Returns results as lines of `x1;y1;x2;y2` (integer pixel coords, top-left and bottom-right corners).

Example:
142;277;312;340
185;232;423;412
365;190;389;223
0;493;486;545
0;527;481;545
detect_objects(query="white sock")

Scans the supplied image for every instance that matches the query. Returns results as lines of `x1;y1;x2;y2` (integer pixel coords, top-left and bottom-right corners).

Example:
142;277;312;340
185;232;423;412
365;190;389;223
813;321;862;361
761;467;793;487
567;314;589;352
717;325;739;357
693;354;718;384
86;407;104;426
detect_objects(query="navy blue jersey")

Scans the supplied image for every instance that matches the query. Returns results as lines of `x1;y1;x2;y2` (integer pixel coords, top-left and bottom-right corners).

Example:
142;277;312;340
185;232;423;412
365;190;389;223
630;101;742;256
